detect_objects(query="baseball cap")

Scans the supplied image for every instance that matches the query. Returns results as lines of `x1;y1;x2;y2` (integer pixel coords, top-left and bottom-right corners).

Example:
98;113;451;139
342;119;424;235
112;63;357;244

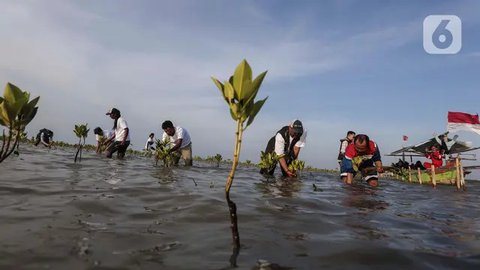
290;119;303;134
106;108;120;115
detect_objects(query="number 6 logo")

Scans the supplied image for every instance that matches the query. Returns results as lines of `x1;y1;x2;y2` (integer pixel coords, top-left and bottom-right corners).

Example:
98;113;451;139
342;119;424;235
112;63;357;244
423;15;462;54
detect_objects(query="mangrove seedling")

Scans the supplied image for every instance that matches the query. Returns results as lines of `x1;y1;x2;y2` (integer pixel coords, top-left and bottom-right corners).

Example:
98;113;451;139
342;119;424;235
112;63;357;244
97;135;109;153
154;139;176;167
288;159;305;176
214;153;223;167
74;124;89;163
258;151;278;172
212;59;268;250
0;82;39;163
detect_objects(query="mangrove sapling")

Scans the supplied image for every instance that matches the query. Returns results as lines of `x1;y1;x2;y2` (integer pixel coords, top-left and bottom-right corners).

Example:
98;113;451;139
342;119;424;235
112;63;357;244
288;159;305;177
96;134;109;154
74;124;89;163
258;151;278;172
154;139;176;167
0;83;39;163
212;59;268;250
214;153;223;167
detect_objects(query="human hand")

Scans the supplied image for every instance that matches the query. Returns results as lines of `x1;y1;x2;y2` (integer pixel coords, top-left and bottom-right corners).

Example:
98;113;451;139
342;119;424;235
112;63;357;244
376;166;384;173
286;170;297;177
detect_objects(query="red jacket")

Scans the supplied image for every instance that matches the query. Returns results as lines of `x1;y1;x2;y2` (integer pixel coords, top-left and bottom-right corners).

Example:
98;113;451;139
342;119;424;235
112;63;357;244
426;150;443;167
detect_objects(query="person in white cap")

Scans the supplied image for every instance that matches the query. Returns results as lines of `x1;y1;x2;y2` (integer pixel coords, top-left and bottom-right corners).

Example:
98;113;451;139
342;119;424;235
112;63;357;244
260;120;307;177
105;108;130;159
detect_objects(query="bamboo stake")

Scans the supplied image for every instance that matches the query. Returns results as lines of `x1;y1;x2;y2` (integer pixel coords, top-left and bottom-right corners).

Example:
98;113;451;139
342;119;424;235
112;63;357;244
431;165;436;187
459;159;466;190
408;167;412;183
417;168;422;184
455;157;461;190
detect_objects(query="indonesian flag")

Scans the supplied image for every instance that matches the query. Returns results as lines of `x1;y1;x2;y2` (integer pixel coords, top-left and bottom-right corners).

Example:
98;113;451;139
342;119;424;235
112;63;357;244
447;111;480;135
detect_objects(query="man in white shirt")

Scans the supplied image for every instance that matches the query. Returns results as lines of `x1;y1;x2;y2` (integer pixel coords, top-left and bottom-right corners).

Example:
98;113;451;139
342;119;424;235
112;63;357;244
105;108;130;159
93;127;113;154
144;133;155;151
260;120;307;177
161;120;192;166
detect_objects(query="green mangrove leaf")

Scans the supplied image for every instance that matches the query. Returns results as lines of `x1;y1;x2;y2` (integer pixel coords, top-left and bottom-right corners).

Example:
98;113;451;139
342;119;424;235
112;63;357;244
232;59;252;100
242;70;267;110
229;107;238;121
211;77;225;95
245;97;268;130
224;81;235;103
248;70;267;100
258;151;278;170
21;107;38;126
4;83;24;104
154;139;176;167
74;124;89;139
241;97;254;116
25;96;40;110
288;159;305;172
1;101;15;125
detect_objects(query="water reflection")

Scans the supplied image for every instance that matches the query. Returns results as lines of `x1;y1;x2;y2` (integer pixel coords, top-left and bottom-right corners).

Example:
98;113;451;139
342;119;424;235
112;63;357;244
151;167;176;183
255;178;303;198
342;184;389;241
3;145;480;269
342;184;388;211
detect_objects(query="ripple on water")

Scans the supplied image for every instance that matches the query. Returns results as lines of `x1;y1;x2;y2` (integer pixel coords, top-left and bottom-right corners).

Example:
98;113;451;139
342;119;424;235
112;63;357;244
1;145;480;269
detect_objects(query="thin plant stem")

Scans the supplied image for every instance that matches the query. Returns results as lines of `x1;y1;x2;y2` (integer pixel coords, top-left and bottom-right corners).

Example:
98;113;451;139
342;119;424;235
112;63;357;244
0;129;7;158
74;138;81;163
225;119;243;249
0;126;20;163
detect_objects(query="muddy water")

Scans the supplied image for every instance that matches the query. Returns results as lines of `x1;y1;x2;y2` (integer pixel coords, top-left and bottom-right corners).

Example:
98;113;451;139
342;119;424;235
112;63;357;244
1;145;479;269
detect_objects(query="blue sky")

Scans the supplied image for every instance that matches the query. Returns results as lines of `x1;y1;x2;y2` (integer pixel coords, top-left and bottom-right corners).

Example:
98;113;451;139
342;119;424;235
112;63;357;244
1;0;479;169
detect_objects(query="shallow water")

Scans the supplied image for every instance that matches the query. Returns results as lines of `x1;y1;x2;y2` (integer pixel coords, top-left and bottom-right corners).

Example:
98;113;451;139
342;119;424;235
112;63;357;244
1;145;480;270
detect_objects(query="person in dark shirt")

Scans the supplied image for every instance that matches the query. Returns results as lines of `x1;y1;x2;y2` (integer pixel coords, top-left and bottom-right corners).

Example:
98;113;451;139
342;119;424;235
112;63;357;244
34;129;54;147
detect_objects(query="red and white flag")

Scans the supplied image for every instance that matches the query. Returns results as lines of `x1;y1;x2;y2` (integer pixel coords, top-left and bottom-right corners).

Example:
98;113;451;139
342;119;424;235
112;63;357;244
447;111;480;135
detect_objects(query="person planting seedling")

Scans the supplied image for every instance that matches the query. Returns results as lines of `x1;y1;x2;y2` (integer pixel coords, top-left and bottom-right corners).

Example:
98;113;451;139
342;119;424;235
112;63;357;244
154;138;176;167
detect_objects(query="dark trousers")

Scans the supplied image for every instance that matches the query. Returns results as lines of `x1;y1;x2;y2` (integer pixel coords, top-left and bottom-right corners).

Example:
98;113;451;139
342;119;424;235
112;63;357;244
106;141;130;159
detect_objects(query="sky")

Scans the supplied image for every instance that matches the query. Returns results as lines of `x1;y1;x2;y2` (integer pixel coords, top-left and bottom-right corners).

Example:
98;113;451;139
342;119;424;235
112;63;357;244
1;0;479;170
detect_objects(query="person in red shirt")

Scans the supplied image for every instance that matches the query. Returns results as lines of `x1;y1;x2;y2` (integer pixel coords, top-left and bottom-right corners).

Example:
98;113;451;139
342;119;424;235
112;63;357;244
423;145;443;169
340;134;384;187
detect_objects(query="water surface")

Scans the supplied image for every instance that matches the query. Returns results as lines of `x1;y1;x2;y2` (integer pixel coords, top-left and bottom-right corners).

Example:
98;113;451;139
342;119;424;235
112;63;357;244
1;145;479;269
